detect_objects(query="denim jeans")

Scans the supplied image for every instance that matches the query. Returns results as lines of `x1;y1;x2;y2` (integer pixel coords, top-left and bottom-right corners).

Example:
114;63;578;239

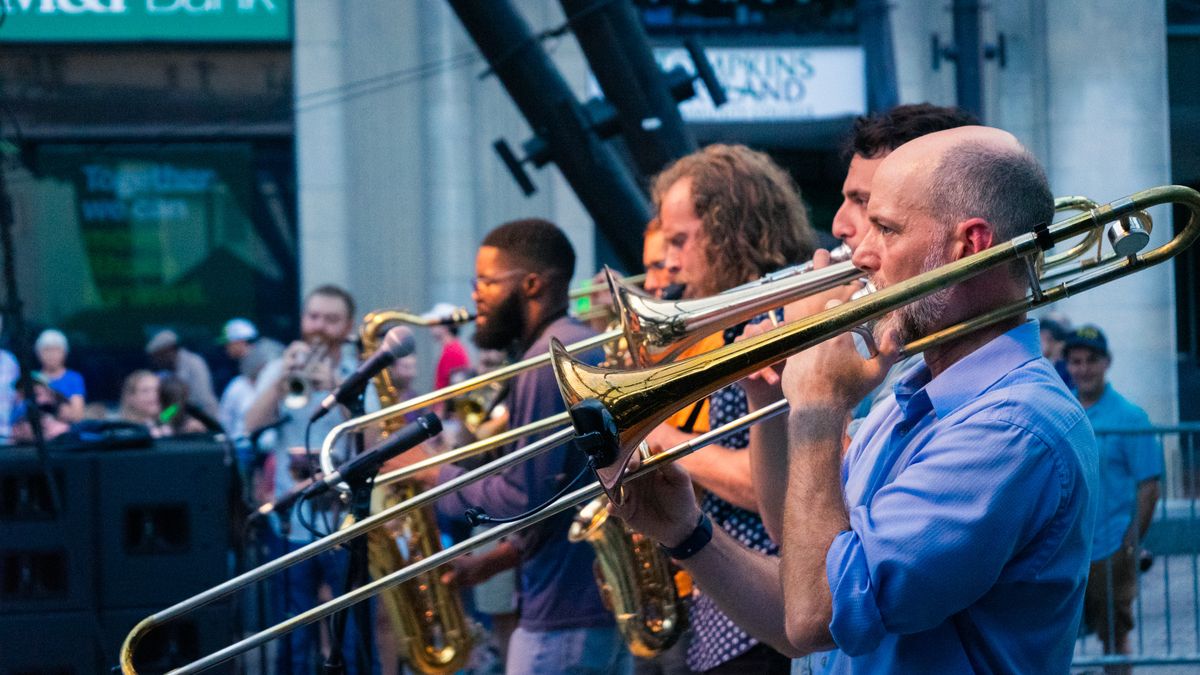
267;531;380;675
507;625;632;675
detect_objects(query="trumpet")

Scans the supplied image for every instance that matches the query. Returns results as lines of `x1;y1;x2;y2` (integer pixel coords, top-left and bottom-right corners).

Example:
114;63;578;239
283;340;332;409
119;185;1186;673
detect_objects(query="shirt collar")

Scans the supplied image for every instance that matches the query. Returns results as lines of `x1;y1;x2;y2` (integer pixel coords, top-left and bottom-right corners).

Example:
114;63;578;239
894;320;1042;420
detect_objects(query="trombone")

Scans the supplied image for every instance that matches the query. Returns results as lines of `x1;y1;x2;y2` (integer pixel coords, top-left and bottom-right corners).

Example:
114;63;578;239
117;239;860;673
318;248;865;485
325;192;1099;480
551;186;1185;497
119;185;1188;673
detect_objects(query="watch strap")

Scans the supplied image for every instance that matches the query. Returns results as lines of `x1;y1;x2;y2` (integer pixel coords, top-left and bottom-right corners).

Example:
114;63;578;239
660;512;713;560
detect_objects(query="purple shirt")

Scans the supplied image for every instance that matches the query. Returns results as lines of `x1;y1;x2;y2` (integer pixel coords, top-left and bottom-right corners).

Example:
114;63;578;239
437;316;611;631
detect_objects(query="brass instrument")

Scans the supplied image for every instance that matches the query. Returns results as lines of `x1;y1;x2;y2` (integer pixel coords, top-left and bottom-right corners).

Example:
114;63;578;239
572;272;648;323
551;187;1181;500
116;248;857;673
359;311;473;674
569;495;690;656
319;246;864;481
283;340;331;409
120;187;1186;673
446;379;508;437
569;329;690;657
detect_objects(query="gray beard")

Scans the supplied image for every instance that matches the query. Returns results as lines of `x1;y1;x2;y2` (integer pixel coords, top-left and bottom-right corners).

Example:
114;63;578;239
877;241;954;345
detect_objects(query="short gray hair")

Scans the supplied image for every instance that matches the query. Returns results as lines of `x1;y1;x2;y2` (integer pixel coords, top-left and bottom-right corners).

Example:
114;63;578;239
926;141;1054;245
35;329;68;354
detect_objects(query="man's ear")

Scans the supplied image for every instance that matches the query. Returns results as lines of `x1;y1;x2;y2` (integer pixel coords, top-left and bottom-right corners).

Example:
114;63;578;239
952;217;995;259
520;271;545;299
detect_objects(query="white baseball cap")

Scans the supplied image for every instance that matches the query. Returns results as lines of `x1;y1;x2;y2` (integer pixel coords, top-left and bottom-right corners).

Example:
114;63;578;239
219;318;259;344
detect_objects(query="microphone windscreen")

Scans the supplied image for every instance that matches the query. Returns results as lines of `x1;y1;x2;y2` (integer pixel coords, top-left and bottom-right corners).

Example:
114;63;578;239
382;326;416;359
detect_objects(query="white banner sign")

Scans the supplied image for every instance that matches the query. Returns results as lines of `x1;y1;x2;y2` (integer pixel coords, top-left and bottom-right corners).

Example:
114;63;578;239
646;46;866;123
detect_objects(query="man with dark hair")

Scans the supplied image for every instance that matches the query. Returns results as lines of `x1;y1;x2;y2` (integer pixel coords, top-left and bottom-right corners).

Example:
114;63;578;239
833;103;979;250
1066;325;1161;672
1040;315;1074;385
244;283;378;674
432;218;629;674
615;127;1097;673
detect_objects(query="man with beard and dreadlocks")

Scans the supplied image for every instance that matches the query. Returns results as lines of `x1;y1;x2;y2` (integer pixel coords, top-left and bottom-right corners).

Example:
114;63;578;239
611;127;1098;674
431;218;630;675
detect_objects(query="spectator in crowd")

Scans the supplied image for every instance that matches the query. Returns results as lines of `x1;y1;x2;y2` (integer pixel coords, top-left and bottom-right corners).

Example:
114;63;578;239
146;329;220;420
1067;325;1162;672
118;369;170;438
220;318;284;368
219;340;276;454
159;376;210;435
10;373;71;442
0;343;18;441
425;302;472;391
1041;315;1074;386
387;352;420;424
34;329;85;422
243;283;378;675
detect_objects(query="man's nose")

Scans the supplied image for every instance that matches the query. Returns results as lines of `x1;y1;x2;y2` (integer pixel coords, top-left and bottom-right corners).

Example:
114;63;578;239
851;230;880;272
831;204;854;243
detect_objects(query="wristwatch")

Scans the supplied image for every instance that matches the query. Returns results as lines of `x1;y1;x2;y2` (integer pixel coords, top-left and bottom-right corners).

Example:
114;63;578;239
660;512;713;560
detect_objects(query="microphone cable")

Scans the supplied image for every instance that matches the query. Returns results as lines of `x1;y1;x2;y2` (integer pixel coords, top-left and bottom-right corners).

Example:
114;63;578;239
464;458;596;527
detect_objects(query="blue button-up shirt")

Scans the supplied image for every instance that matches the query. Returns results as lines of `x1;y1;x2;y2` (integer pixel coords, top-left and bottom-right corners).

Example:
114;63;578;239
816;321;1097;674
1084;383;1162;560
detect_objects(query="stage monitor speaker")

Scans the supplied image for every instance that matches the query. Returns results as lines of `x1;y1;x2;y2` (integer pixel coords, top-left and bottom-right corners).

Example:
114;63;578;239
0;610;103;674
100;603;235;675
98;439;231;609
0;450;94;613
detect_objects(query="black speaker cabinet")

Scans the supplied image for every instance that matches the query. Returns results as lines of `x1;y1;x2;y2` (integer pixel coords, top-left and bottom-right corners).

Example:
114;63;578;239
0;450;94;613
100;603;235;675
0;610;103;674
98;440;231;609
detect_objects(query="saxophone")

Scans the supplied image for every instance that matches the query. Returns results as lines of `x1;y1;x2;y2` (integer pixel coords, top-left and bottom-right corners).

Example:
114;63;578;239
359;310;474;674
569;496;691;657
568;328;691;657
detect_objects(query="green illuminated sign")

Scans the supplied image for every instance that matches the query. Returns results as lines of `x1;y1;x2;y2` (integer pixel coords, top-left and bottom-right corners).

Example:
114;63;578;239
0;0;291;42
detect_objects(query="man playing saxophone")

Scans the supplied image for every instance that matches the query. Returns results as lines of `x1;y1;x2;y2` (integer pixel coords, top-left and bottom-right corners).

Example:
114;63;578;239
613;127;1097;673
429;219;630;674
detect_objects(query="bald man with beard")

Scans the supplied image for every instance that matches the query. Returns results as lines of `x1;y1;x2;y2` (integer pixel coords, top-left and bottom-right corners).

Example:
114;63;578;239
612;127;1099;674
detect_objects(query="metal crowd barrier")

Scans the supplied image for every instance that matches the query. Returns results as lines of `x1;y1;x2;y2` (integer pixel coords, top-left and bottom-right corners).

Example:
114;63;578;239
1074;423;1200;670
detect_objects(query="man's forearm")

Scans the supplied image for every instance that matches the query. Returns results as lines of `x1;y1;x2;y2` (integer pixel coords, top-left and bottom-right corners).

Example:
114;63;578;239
780;407;848;651
680;525;799;656
1127;478;1161;546
745;386;790;540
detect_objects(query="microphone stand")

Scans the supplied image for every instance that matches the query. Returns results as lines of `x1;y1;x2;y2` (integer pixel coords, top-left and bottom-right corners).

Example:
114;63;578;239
0;130;59;517
322;393;375;675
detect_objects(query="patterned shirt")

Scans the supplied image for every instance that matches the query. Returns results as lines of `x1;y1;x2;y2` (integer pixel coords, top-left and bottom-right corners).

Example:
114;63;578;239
687;325;781;672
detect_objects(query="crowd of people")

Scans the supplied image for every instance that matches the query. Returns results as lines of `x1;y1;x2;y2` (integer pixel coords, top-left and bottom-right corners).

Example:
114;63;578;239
1;104;1171;675
0;319;283;446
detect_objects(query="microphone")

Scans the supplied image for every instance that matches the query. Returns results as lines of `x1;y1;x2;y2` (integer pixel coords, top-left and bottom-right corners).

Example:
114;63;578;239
301;413;442;501
249;473;323;522
311;326;416;422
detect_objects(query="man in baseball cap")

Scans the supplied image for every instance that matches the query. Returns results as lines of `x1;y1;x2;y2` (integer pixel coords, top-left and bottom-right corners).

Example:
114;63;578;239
219;318;259;360
1065;324;1161;664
